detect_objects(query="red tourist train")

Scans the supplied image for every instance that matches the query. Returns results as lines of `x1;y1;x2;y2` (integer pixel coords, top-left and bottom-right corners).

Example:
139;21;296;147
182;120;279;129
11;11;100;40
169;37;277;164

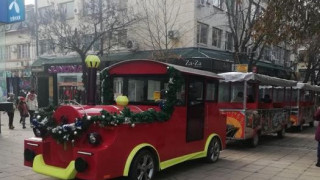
24;58;320;179
217;72;320;147
24;59;226;180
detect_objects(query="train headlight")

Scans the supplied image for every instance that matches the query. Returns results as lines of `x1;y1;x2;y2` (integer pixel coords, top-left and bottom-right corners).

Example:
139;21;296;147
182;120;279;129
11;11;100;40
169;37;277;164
75;157;88;172
88;132;101;145
24;149;36;162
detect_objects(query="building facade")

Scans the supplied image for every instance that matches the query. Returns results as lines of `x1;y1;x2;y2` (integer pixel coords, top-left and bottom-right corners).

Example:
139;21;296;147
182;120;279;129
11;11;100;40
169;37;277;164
0;4;36;98
32;0;295;107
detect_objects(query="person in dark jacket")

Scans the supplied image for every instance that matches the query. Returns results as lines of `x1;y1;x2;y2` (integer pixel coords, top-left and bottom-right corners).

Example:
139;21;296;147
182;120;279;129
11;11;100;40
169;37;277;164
314;107;320;167
6;93;15;130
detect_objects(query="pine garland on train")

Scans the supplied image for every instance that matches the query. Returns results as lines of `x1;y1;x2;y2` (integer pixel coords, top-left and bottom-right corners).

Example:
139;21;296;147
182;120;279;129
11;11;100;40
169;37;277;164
32;66;183;144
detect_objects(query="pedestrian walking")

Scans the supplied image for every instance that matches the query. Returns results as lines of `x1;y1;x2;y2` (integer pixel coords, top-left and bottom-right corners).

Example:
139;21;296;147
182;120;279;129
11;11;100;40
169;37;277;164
26;89;38;126
314;107;320;167
6;93;15;130
18;97;29;129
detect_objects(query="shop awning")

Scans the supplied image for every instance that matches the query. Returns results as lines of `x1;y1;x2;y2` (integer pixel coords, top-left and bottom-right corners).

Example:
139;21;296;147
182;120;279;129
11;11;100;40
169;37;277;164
32;56;82;67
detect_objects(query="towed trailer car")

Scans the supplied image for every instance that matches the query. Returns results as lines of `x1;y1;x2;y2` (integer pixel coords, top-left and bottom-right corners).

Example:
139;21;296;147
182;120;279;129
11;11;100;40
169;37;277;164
217;72;297;147
289;83;320;131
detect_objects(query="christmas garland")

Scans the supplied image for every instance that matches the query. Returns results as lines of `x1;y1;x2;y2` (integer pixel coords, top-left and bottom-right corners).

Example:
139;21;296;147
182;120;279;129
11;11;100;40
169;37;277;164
32;66;183;144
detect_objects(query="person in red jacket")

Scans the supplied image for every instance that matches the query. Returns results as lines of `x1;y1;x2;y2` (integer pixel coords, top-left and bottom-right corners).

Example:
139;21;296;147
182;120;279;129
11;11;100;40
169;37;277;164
18;97;29;129
314;107;320;167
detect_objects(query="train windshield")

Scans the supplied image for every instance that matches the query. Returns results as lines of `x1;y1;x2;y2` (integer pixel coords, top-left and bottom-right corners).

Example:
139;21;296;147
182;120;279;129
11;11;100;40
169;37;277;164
112;75;185;105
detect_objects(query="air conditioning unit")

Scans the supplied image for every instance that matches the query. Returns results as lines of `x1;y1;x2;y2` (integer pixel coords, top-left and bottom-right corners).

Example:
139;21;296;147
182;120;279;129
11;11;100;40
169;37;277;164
198;0;205;7
126;40;139;51
168;30;179;39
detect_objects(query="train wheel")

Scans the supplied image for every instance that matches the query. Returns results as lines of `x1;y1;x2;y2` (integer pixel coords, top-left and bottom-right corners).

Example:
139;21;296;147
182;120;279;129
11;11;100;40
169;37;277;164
297;125;303;132
249;134;259;148
277;128;285;138
206;137;220;163
129;150;156;180
309;121;314;127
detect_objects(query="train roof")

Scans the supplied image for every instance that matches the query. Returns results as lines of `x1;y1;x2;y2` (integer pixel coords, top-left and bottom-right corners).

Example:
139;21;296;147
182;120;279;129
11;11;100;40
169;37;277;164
295;82;320;92
218;72;297;87
103;59;222;79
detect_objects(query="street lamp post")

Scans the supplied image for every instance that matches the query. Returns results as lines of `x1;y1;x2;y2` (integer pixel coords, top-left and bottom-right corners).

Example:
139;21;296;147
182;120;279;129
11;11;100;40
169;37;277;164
85;55;100;105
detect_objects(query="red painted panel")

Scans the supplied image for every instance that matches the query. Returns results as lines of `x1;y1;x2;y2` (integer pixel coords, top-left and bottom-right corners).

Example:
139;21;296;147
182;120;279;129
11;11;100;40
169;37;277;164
109;60;167;75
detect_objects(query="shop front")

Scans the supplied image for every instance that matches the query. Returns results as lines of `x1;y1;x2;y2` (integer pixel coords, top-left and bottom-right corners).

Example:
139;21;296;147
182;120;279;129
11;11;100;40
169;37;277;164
31;55;84;107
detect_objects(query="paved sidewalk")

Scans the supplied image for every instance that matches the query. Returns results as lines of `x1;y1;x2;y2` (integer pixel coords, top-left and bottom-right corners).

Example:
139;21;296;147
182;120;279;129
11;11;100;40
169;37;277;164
0;111;319;180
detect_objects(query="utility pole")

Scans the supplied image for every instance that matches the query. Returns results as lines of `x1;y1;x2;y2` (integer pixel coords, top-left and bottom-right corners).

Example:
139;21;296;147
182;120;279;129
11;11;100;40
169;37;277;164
99;0;104;56
35;0;39;56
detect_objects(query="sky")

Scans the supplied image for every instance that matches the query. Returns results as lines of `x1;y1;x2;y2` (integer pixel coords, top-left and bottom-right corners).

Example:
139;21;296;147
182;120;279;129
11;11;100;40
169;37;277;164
25;0;35;5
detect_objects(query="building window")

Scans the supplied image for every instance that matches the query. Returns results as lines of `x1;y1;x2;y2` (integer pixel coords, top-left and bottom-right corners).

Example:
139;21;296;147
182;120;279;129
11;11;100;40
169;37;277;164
17;44;30;59
213;0;223;9
83;0;99;15
225;31;233;51
59;1;75;19
111;29;127;47
83;35;100;52
197;22;209;45
212;27;222;48
39;40;54;55
0;46;5;60
6;46;11;60
39;6;53;24
263;46;271;61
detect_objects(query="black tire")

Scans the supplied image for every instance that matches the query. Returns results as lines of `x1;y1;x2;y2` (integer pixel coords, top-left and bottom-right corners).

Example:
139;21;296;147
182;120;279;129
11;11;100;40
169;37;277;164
297;124;303;132
128;150;156;180
309;121;314;127
206;137;221;163
249;134;259;148
277;128;285;138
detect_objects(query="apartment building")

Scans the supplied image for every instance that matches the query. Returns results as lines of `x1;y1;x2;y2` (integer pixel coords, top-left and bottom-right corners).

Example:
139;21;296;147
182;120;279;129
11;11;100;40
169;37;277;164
32;0;294;106
0;4;36;98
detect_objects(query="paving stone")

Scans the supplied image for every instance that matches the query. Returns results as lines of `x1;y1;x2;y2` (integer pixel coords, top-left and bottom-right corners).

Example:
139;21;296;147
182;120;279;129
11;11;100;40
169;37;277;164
0;111;320;180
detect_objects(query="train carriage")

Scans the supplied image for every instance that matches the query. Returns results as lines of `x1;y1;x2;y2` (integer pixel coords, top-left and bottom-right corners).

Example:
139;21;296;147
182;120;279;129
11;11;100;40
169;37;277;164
24;59;226;180
289;83;320;131
217;72;297;147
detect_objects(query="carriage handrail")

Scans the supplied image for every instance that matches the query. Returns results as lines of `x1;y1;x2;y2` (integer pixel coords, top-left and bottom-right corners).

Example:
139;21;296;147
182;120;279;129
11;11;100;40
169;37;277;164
60;100;88;116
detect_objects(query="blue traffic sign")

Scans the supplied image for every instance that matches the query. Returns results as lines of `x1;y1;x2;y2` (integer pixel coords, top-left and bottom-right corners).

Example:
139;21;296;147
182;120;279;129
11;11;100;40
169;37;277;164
0;0;25;24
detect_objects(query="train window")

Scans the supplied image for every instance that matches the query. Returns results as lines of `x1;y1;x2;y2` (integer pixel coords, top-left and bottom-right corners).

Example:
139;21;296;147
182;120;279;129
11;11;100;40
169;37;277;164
188;81;204;101
231;83;244;103
206;82;217;101
291;89;298;102
302;90;311;102
128;79;145;102
147;80;161;101
218;82;230;102
285;88;291;102
274;88;284;103
112;76;185;105
259;86;272;103
247;83;255;103
113;77;124;99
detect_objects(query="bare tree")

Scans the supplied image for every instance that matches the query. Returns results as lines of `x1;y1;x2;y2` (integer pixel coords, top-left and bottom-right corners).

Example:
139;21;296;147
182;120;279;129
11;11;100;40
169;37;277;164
225;0;267;70
38;0;137;97
130;0;185;60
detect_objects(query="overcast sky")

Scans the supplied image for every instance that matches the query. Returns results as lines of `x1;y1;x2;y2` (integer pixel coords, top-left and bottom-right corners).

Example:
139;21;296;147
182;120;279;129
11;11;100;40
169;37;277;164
25;0;34;5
